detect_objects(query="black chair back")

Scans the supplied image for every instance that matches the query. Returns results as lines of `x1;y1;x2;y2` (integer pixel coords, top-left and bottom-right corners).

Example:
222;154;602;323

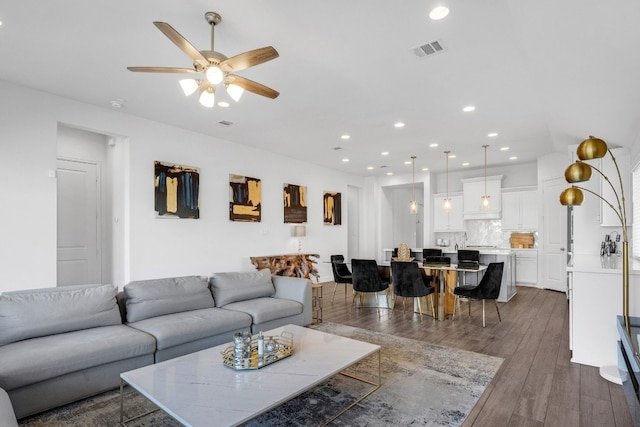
458;249;480;262
330;254;352;283
351;259;389;293
391;261;433;298
478;262;504;299
423;248;443;258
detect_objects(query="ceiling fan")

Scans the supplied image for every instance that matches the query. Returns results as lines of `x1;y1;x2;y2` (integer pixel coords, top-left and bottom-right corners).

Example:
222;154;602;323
127;11;279;107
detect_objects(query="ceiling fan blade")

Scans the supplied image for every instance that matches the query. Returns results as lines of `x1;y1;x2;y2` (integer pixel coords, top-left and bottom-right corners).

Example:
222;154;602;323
227;75;279;99
127;66;198;74
153;22;208;67
221;47;279;72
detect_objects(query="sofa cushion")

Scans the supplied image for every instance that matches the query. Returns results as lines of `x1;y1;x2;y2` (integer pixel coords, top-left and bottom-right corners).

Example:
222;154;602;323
209;269;275;307
0;284;121;346
0;325;156;390
222;297;303;324
127;307;251;350
124;276;214;323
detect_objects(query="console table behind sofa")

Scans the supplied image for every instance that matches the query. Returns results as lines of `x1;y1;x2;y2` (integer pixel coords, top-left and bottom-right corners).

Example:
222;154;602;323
250;253;319;282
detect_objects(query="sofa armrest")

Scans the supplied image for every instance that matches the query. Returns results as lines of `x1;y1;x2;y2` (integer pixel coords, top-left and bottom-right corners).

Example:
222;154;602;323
271;276;312;326
0;388;18;427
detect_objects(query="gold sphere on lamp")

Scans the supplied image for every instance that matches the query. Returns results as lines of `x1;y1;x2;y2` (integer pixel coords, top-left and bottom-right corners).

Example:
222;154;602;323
564;161;592;183
577;136;608;160
559;187;584;206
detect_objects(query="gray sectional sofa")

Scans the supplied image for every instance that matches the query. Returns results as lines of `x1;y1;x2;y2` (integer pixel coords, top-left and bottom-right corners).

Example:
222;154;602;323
0;269;311;420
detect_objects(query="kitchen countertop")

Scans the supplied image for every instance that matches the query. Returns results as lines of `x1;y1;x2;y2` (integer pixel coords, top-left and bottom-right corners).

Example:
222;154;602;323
441;247;515;255
567;254;640;274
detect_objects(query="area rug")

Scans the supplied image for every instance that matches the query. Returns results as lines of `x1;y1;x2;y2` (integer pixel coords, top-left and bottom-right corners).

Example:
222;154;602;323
18;323;502;426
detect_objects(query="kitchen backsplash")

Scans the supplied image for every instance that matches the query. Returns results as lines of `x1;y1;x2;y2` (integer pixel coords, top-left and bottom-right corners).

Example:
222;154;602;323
435;219;537;249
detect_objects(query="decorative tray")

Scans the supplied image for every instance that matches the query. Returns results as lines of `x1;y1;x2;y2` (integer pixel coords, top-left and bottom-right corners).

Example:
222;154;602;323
221;331;294;370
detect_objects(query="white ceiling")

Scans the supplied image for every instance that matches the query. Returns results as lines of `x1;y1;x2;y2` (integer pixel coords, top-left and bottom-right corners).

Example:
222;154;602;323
2;0;640;176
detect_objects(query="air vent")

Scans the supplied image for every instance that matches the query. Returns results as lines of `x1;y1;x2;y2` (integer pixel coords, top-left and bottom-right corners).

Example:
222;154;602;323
411;40;446;58
218;120;234;126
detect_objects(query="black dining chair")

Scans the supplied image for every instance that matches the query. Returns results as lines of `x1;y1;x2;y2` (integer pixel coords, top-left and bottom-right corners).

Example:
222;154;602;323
330;254;352;303
391;261;435;317
351;259;391;312
453;262;504;327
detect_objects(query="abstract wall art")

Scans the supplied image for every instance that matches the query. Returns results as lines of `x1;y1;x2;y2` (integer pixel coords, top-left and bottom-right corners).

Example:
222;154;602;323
154;161;200;219
283;183;307;223
323;191;342;225
229;174;262;222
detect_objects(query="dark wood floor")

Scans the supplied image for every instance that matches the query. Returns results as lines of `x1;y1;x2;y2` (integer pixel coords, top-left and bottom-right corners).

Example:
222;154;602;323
319;283;633;426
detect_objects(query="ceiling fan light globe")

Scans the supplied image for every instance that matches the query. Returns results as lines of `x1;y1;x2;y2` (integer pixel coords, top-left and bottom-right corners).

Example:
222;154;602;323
199;88;215;108
179;79;199;96
227;84;244;102
205;66;224;84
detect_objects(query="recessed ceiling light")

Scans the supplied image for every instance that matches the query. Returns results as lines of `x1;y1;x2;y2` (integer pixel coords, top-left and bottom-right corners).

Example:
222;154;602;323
449;154;456;158
218;101;230;108
462;162;470;166
429;143;439;148
394;122;405;128
509;156;518;160
500;146;509;151
341;134;350;140
429;6;450;20
386;172;393;176
404;160;412;165
381;151;389;156
462;106;476;112
488;132;498;137
367;166;374;170
421;167;429;171
342;158;350;162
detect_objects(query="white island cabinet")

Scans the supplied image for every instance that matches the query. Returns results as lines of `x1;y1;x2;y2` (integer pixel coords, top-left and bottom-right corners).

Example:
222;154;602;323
567;255;640;369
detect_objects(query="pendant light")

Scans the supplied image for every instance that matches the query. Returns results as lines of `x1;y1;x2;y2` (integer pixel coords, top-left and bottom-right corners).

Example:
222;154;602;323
481;145;490;210
443;151;451;212
409;156;418;214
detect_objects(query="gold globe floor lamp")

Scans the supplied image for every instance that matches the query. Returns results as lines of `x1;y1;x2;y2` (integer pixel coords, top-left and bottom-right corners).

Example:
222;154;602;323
560;136;631;383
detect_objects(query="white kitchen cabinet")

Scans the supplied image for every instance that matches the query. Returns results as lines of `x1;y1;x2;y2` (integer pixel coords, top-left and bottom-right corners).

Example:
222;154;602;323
514;249;538;284
502;190;538;231
462;176;502;219
433;193;464;231
568;145;631;228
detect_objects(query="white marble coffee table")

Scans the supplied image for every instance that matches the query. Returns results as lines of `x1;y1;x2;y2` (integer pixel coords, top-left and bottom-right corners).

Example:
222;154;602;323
119;324;381;426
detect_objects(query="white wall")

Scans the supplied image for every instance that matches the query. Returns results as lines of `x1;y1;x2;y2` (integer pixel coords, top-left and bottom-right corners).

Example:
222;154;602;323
0;80;362;291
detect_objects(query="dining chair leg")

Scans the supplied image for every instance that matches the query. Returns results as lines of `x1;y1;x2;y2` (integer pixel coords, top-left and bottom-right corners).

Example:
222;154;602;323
482;299;486;328
468;299;472;317
430;294;436;319
452;295;457;320
416;297;423;318
402;297;406;312
494;300;501;322
332;282;339;303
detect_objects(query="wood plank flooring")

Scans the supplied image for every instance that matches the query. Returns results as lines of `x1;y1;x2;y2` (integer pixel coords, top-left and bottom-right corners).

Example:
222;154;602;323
319;283;633;426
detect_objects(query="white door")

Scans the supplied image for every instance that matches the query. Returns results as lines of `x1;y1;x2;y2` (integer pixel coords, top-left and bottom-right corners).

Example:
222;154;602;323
57;159;101;285
542;177;567;292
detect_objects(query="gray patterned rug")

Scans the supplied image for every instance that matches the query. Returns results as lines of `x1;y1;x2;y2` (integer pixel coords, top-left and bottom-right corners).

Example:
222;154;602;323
18;323;502;426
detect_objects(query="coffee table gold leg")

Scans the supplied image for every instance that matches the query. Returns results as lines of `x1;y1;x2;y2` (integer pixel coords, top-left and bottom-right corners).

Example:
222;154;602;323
320;349;381;427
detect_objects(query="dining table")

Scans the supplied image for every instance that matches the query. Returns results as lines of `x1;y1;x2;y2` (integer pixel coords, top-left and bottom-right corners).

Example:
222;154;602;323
419;264;488;320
